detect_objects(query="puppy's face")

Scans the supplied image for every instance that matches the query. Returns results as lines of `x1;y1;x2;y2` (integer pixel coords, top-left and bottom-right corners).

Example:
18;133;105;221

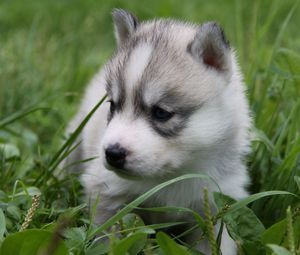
101;11;234;178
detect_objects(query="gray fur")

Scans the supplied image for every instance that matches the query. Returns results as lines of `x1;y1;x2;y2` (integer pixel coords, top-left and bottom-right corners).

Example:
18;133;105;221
112;9;139;46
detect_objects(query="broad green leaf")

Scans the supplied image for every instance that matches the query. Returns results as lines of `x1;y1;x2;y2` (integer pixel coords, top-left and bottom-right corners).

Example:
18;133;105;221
267;244;293;255
86;242;109;255
0;229;68;255
112;232;147;255
21;128;38;149
64;227;86;242
214;193;265;242
0;143;20;160
0;191;7;200
0;209;5;240
6;206;21;221
242;241;266;255
121;213;145;230
261;219;286;245
156;232;191;255
64;227;86;252
10;187;41;198
262;215;300;252
226;206;265;242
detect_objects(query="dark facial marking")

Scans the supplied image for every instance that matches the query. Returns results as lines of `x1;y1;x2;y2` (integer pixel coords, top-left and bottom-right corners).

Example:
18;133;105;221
105;62;127;122
151;106;174;122
106;99;115;122
116;69;126;110
150;105;197;138
132;85;199;138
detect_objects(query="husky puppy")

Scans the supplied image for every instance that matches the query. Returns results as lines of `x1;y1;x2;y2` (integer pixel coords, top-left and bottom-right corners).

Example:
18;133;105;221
65;9;251;254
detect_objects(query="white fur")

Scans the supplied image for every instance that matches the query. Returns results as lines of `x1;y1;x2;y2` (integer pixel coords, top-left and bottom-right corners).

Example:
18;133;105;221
125;43;152;91
65;14;251;255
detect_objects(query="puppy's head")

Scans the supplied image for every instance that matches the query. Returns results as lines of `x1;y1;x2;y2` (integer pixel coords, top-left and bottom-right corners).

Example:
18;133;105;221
101;9;239;178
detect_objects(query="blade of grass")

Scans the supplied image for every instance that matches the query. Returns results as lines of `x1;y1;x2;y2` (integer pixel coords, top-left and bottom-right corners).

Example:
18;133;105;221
88;173;213;238
48;95;106;168
0;107;48;129
266;1;298;70
221;191;296;216
34;95;106;186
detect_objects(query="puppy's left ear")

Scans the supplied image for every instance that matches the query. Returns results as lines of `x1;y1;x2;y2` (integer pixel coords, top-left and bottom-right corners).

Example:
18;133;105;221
112;9;139;46
188;22;231;73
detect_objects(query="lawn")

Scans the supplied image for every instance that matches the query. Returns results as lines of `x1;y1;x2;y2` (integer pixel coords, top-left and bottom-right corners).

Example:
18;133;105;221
0;0;300;254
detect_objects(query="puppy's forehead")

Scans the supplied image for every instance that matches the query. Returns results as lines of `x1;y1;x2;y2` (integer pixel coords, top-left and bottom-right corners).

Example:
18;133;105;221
106;43;153;108
107;45;191;100
106;21;194;90
124;43;153;90
105;20;214;107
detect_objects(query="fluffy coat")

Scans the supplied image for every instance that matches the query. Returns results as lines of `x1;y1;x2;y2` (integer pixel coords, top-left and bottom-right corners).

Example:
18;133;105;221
65;9;251;254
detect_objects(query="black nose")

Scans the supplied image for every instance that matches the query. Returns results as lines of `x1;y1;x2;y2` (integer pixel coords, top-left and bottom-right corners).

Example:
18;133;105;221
105;144;127;169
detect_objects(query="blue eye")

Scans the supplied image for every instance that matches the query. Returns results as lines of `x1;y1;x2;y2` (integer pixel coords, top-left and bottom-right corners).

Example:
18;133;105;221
152;106;174;122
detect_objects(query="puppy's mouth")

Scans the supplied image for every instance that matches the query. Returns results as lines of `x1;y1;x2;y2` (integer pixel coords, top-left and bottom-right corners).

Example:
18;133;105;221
104;162;141;180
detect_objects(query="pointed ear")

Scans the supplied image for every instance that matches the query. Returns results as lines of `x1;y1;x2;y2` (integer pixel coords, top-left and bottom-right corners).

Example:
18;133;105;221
188;22;231;72
112;9;139;46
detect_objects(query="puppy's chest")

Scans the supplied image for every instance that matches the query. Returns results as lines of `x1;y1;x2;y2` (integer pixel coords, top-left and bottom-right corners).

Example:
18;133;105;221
133;180;207;214
134;190;205;228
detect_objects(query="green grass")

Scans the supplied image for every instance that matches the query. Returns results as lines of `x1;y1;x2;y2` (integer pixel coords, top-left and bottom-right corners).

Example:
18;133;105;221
0;0;300;254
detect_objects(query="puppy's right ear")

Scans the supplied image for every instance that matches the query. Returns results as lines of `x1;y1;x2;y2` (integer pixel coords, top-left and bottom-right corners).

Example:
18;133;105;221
188;22;231;73
112;9;139;46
